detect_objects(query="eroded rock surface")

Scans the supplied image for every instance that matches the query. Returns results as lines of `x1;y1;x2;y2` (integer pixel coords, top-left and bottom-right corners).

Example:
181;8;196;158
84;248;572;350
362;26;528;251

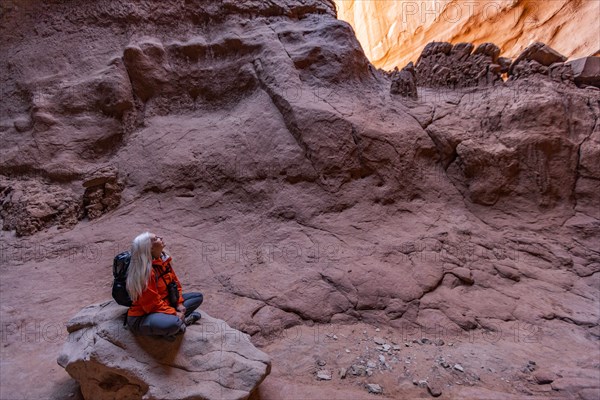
0;1;599;400
414;41;504;88
0;176;82;236
82;167;123;220
57;301;271;400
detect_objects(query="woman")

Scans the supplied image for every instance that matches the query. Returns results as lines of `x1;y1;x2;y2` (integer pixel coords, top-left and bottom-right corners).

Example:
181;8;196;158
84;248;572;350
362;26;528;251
126;232;203;338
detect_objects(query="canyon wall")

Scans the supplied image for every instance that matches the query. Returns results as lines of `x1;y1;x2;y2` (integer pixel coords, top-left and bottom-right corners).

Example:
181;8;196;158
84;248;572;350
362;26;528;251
0;1;598;399
335;0;600;70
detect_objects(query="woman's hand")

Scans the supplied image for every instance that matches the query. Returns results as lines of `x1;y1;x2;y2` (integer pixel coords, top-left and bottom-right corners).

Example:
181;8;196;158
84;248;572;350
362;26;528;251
176;311;185;321
176;304;186;314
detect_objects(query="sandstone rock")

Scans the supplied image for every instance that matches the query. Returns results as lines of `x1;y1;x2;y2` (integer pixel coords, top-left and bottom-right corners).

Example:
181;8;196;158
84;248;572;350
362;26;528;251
493;264;521;282
0;177;82;236
533;370;555;384
373;336;385;345
336;1;598;70
57;301;271;400
497;57;512;73
366;383;382;394
82;167;123;220
316;370;332;380
390;62;417;98
507;42;574;83
550;377;600;393
567;57;600;88
350;364;366;376
473;43;500;63
415;41;503;87
509;42;567;75
427;382;442;397
1;1;599;399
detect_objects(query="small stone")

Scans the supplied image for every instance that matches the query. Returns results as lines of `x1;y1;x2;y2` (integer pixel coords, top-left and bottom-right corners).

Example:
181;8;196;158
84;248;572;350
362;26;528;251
417;380;428;388
374;336;386;345
339;367;347;379
332;335;338;340
427;382;442;397
533;371;554;385
379;355;386;363
317;360;326;367
404;342;411;347
392;345;401;351
316;370;332;380
440;361;450;368
366;369;373;376
366;383;383;394
453;364;464;372
375;328;381;332
434;338;445;346
367;360;377;369
420;337;431;344
448;342;454;346
345;349;351;353
382;344;391;351
350;364;366;376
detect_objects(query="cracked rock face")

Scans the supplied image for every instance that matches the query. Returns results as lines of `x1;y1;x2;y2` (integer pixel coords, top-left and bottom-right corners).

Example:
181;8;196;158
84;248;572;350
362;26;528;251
57;301;271;400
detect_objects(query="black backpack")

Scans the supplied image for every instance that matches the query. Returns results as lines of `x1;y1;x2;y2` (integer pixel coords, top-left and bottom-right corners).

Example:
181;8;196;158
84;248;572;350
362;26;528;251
112;251;132;307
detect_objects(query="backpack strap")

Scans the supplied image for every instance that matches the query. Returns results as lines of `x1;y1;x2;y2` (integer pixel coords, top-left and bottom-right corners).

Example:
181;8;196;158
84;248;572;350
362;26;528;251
152;263;176;305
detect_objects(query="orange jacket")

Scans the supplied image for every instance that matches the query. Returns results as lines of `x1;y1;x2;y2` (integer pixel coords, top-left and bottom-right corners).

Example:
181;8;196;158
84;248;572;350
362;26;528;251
127;253;185;317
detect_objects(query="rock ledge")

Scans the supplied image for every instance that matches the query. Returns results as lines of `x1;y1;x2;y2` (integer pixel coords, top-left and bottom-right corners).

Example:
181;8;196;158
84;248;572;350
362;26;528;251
58;301;271;400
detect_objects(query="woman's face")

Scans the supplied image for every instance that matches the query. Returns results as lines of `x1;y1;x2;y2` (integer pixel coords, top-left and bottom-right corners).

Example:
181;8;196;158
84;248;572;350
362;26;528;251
150;233;165;256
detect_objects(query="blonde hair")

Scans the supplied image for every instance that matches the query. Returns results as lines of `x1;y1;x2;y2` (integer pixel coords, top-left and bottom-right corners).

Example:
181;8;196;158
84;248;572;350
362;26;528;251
126;232;153;302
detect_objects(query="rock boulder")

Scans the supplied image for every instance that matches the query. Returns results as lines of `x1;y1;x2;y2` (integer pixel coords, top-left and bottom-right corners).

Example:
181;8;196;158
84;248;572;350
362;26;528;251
567;56;600;88
57;301;271;400
414;41;503;88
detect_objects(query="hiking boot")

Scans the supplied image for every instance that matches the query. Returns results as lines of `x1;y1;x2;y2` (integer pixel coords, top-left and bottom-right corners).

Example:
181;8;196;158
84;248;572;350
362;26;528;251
185;311;201;326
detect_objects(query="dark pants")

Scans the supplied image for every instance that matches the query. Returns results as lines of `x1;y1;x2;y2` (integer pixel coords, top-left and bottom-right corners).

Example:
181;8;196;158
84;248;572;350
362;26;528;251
127;292;203;337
